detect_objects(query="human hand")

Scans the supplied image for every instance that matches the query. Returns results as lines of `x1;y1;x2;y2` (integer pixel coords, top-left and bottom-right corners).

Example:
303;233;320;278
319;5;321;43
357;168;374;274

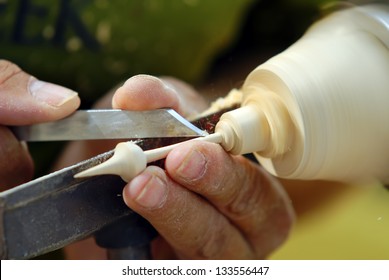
113;75;295;259
0;60;80;189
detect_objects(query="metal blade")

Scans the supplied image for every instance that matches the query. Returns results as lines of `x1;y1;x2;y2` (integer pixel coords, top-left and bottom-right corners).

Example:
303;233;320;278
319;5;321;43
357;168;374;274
0;136;189;260
11;109;207;141
0;149;139;259
0;106;236;259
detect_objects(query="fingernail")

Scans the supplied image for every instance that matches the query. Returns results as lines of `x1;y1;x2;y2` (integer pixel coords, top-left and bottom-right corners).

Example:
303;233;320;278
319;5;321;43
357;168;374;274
128;172;167;209
29;78;78;107
175;149;207;181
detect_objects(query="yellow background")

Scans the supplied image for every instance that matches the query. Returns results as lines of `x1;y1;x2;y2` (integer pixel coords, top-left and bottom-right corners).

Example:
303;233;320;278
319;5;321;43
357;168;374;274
271;182;389;259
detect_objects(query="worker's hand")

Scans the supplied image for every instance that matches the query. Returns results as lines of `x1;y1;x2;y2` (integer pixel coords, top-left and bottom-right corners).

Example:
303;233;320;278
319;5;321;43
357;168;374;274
59;74;294;259
114;75;295;259
0;60;80;189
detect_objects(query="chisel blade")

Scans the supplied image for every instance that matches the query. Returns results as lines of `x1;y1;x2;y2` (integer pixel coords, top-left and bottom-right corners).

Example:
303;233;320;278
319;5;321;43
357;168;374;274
11;109;207;141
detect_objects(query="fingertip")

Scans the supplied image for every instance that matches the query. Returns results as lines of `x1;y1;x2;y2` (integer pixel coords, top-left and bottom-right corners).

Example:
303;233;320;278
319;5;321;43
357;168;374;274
122;172;150;207
0;62;81;125
122;74;165;90
19;89;80;124
123;167;168;210
112;75;179;111
165;141;223;185
29;78;80;108
166;143;208;184
49;91;81;118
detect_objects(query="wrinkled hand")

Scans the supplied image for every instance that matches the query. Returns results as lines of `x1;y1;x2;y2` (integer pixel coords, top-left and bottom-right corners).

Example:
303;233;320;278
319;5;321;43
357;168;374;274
113;75;295;259
0;60;80;189
58;74;294;259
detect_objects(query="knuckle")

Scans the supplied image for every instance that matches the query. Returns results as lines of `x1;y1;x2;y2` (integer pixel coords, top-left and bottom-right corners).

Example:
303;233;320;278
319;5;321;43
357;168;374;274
194;219;229;259
0;60;23;84
224;160;263;218
225;188;262;223
226;189;259;218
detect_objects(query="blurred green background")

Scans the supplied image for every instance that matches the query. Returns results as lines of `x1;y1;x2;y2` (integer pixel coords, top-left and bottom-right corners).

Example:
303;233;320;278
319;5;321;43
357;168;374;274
0;0;331;105
1;0;330;176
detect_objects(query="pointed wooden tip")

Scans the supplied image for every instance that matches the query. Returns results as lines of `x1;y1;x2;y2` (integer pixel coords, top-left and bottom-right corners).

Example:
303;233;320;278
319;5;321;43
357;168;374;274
74;142;147;182
74;157;120;178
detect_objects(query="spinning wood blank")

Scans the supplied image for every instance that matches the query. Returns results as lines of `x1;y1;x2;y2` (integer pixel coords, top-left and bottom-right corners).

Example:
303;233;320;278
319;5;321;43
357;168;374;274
75;5;389;184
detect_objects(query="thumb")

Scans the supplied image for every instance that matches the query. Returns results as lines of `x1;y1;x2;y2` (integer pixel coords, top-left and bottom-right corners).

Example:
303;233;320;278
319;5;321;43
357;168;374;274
0;60;80;125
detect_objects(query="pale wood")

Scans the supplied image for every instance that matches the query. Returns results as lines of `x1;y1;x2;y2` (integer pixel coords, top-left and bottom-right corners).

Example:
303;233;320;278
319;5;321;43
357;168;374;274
74;134;224;182
244;5;389;183
75;5;389;184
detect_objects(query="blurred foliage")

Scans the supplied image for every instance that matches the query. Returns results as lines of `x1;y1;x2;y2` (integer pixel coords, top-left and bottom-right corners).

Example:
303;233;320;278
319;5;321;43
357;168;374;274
1;0;338;176
0;0;254;106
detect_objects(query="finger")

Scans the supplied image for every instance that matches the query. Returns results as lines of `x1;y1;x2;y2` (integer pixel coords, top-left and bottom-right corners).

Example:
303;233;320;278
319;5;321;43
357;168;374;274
112;75;179;111
161;76;208;117
0;126;33;190
0;60;80;125
165;141;295;258
52;85;124;171
112;74;207;117
122;166;255;259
